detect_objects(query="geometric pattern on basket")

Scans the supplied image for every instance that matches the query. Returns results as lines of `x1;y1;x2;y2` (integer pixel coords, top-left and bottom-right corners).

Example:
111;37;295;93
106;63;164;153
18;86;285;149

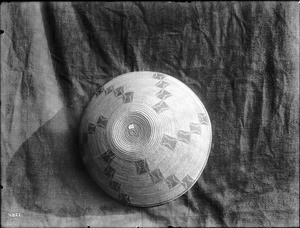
152;72;172;114
150;168;165;185
190;123;201;135
105;85;114;95
104;165;116;180
152;72;166;80
101;84;134;103
161;134;177;151
181;174;194;189
177;130;191;144
154;112;208;152
165;174;180;189
95;86;105;96
152;101;169;113
123;92;134;103
119;192;131;204
114;86;124;97
156;89;172;100
198;113;209;125
109;180;121;192
156;80;169;89
102;149;116;164
88;123;96;134
135;159;150;175
97;115;108;128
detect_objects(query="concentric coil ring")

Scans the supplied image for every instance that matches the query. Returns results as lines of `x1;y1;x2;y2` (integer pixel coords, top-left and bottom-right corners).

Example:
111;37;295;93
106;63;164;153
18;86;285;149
106;105;162;161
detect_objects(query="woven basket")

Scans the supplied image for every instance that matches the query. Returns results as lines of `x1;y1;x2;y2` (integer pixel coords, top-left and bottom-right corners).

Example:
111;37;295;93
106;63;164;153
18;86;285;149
79;71;212;207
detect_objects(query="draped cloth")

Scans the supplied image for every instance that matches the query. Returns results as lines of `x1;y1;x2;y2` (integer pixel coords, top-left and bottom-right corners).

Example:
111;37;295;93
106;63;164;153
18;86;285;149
1;2;299;227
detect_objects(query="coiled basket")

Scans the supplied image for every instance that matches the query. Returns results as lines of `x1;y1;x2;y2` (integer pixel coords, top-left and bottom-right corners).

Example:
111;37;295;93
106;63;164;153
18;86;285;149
79;71;212;207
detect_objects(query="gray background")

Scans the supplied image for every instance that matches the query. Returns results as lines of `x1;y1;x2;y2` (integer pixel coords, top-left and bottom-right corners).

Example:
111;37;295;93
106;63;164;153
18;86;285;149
1;2;299;227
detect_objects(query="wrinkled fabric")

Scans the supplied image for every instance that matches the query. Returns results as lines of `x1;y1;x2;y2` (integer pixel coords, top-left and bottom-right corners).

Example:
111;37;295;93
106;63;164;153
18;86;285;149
1;2;299;227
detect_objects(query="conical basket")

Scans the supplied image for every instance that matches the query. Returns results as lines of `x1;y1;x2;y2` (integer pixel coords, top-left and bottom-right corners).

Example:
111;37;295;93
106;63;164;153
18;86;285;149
79;71;212;207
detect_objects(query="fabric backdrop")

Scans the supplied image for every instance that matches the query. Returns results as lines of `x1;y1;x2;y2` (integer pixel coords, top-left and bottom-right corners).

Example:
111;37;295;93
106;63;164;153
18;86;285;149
1;2;299;227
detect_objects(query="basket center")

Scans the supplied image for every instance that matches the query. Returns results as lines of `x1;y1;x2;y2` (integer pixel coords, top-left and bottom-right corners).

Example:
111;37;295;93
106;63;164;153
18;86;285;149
128;123;140;137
